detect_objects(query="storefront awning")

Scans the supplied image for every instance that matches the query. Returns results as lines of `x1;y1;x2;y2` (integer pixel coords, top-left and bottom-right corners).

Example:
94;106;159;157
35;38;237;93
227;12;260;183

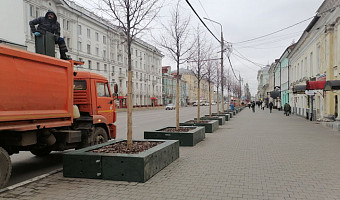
293;85;306;94
270;90;280;99
150;97;158;100
118;96;127;99
306;81;326;90
323;80;340;91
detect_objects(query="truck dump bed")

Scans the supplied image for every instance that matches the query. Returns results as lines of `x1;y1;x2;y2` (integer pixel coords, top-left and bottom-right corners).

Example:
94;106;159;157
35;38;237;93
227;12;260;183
0;44;73;131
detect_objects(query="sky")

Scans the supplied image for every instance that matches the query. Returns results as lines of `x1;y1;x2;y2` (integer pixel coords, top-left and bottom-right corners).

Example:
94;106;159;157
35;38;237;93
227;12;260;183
72;0;325;96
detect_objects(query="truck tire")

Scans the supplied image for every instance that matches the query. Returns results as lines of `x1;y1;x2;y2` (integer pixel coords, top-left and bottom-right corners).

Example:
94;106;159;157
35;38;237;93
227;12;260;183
30;147;52;157
0;147;12;189
91;127;108;145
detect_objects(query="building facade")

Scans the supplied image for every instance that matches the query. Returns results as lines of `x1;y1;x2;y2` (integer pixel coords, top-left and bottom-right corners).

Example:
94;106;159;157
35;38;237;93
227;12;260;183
162;66;188;106
179;68;213;105
17;0;163;107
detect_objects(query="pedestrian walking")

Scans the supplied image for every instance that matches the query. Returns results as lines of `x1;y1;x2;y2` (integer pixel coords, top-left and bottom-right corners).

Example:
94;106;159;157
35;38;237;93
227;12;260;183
284;103;291;116
251;101;256;113
248;102;251;109
29;10;70;60
230;102;235;111
269;102;273;113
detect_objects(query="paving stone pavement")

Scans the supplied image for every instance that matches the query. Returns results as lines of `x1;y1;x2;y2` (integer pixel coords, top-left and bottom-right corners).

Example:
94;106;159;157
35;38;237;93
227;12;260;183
1;107;340;200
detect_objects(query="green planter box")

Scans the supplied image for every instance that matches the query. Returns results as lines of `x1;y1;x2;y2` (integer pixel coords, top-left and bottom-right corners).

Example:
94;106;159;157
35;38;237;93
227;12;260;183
144;126;205;146
63;139;179;183
180;120;219;133
211;113;230;121
198;116;225;125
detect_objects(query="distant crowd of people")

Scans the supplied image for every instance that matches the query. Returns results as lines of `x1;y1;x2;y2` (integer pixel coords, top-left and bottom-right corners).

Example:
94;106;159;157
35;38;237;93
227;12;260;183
247;101;291;115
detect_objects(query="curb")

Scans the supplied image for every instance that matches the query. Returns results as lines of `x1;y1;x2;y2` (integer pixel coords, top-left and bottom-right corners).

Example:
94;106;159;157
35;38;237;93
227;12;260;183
0;168;63;194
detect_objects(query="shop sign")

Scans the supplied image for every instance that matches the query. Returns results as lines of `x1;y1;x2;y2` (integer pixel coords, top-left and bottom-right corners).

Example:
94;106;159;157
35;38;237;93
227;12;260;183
305;90;317;95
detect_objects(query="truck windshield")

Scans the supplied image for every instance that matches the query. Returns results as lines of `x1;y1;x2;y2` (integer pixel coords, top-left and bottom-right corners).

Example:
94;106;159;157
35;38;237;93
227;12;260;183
74;80;87;90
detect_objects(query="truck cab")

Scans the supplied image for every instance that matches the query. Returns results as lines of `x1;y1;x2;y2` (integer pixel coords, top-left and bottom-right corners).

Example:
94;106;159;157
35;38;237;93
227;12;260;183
73;71;117;140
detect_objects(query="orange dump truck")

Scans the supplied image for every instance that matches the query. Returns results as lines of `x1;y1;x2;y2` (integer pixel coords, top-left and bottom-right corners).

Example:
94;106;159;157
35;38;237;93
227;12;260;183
0;44;117;188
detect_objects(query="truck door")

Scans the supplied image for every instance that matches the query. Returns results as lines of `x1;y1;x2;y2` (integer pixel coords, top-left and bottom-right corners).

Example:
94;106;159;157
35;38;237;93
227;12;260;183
96;81;114;123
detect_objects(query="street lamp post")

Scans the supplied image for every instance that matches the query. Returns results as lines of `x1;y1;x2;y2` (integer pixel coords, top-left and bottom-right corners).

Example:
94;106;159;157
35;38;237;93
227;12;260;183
203;17;224;113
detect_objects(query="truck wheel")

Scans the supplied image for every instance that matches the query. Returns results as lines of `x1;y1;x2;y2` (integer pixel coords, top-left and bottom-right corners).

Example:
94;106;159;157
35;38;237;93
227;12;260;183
30;148;52;157
92;127;108;145
0;147;12;189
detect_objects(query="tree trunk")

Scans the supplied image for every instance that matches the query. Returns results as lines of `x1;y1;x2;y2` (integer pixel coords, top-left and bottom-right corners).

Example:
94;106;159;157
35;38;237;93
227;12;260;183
176;75;180;130
127;36;133;149
208;82;211;116
197;82;201;123
216;88;220;114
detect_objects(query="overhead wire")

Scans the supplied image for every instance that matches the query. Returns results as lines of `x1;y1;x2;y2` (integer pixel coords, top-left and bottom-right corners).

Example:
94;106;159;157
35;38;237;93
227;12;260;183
232;3;340;45
185;0;221;43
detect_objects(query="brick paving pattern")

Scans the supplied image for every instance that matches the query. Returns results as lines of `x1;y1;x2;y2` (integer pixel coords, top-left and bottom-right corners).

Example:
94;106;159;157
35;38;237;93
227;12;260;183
1;108;340;200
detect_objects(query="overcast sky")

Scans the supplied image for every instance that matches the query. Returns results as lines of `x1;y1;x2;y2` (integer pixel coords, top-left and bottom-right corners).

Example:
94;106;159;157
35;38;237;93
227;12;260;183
73;0;324;95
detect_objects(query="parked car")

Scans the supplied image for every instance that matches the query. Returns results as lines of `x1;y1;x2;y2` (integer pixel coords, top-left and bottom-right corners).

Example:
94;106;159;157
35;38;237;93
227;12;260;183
203;102;209;106
193;102;198;106
165;104;175;110
211;102;216;105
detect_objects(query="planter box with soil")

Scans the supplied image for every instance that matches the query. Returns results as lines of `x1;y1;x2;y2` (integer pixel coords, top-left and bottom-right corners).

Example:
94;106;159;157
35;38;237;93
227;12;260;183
180;119;219;133
144;126;205;146
63;139;179;183
197;116;225;125
210;113;230;121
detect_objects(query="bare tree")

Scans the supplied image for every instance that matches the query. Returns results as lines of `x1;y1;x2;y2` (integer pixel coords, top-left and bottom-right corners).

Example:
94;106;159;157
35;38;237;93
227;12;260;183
205;58;217;116
101;0;162;148
189;26;210;122
215;67;221;114
156;0;193;130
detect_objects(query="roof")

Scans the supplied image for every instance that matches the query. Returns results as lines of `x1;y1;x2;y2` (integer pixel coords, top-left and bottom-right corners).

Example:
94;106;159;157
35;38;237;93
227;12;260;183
75;71;107;81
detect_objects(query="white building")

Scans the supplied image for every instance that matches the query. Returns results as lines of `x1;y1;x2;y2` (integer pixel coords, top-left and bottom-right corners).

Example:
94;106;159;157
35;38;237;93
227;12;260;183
6;0;163;107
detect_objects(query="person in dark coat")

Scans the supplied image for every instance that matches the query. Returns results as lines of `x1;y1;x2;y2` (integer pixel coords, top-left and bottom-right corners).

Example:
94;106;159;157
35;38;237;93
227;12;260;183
29;10;69;60
269;102;273;113
283;103;291;116
251;101;255;113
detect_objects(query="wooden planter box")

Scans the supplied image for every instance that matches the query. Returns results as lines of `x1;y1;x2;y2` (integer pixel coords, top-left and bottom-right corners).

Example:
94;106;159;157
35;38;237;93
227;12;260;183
198;116;225;125
63;139;179;183
211;113;230;121
144;126;205;146
179;120;219;133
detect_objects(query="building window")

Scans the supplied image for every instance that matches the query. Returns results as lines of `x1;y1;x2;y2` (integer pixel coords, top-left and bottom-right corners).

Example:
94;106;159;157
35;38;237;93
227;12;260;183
78;25;82;35
310;52;313;77
87;44;91;54
95;32;99;41
97;62;100;71
66;21;70;30
87;28;91;38
96;47;99;56
36;8;39;18
88;60;92;69
30;5;34;17
104;64;107;72
103;36;106;44
77;41;82;51
112;66;115;72
103;50;106;58
67;38;70;48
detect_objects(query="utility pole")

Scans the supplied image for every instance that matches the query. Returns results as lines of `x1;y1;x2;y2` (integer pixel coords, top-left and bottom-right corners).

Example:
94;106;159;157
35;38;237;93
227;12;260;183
203;17;224;113
221;31;224;112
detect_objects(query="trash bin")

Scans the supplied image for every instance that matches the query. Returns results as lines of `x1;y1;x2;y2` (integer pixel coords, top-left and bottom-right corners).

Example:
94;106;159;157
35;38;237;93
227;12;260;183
35;31;55;57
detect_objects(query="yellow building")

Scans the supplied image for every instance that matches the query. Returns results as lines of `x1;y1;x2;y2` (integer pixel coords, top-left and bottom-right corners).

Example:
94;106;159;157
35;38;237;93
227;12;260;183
289;0;340;121
179;68;214;104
